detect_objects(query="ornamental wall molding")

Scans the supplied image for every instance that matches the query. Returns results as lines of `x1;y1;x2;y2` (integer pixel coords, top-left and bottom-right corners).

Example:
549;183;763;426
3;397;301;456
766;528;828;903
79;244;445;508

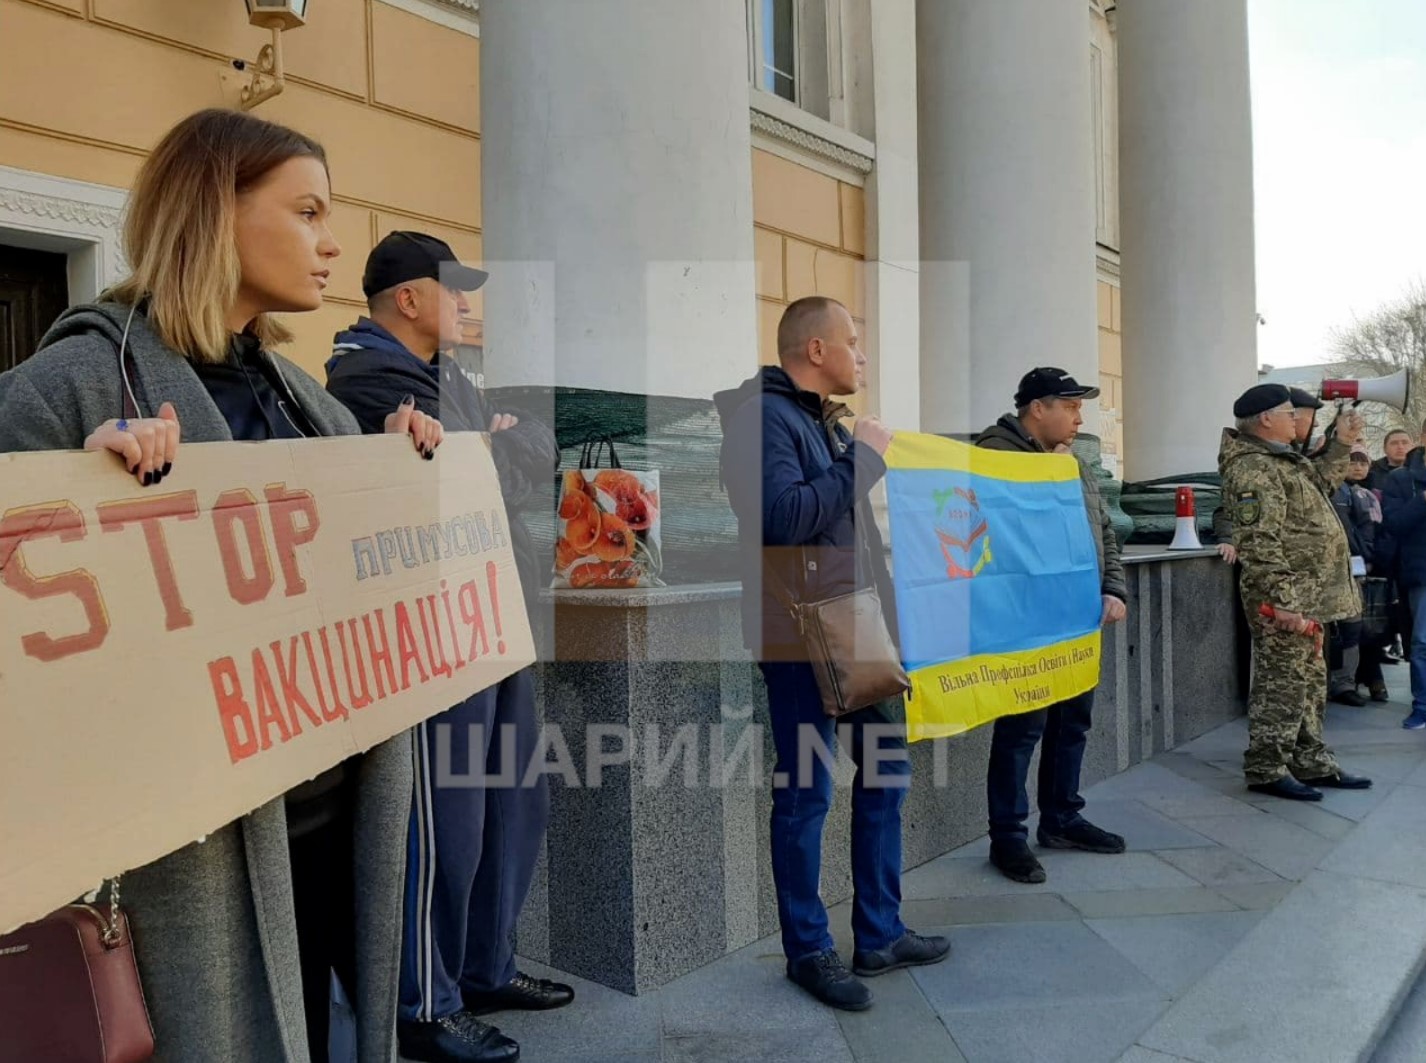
750;106;875;179
0;186;123;232
0;165;129;300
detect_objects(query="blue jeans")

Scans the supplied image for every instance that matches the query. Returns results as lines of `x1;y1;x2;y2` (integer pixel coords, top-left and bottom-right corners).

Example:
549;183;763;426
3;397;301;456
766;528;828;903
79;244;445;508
987;689;1095;843
1408;586;1426;718
758;662;911;962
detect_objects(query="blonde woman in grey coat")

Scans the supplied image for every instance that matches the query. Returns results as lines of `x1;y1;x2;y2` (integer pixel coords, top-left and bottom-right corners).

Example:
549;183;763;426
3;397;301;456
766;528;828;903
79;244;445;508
0;109;444;1062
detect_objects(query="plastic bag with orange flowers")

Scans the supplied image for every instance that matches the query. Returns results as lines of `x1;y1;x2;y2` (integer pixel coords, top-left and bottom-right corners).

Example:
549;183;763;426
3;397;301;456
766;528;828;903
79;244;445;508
552;439;664;589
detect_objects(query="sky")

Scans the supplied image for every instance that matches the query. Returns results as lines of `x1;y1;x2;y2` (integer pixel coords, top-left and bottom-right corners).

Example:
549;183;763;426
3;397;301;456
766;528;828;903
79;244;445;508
1250;0;1426;368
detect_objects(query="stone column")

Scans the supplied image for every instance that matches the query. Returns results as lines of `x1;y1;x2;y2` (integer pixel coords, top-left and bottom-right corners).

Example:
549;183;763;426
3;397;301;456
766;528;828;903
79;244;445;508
478;0;758;401
916;0;1100;435
1118;0;1258;481
480;0;760;994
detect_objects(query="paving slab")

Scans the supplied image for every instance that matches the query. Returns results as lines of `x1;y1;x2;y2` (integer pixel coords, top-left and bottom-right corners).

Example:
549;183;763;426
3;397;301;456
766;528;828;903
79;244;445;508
1173;812;1334;881
1153;846;1284;888
1137;870;1426;1063
1407;757;1426;788
901;851;1198;900
896;892;1081;928
658;938;830;1036
1211;880;1295;910
1136;790;1262;821
664;1024;854;1063
1324;749;1426;782
1086;910;1265;996
1153;752;1241;787
1061;886;1240;921
1083;760;1230;802
1315;780;1396;822
943;998;1167;1063
1373;963;1426;1063
1320;783;1426;890
835;969;966;1063
910;921;1164;1013
1254;798;1355;841
1075;799;1219;850
1116;1048;1196;1063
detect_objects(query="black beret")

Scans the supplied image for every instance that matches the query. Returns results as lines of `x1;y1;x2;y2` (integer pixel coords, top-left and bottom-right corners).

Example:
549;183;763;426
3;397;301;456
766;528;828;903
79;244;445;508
1288;386;1323;410
1233;383;1293;419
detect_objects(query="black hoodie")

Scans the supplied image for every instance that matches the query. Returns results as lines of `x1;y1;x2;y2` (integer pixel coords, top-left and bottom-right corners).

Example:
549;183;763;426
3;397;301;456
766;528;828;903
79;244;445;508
714;366;893;655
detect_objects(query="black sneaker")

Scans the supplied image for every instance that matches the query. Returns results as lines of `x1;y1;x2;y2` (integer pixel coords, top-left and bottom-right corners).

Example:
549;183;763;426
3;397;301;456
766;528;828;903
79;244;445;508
787;949;872;1011
464;971;575;1016
853;931;952;977
397;1011;520;1063
989;839;1047;883
1037;819;1126;854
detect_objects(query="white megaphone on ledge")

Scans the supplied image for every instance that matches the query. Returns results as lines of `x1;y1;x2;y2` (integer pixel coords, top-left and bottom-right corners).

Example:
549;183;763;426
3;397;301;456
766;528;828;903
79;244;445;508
1167;486;1203;551
1319;368;1411;412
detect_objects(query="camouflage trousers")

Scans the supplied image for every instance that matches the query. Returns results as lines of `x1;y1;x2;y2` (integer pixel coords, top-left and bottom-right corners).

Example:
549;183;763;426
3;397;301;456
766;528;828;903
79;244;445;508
1245;625;1340;785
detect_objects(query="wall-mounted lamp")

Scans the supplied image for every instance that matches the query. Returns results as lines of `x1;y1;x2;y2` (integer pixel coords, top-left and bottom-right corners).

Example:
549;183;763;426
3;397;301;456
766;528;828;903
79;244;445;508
237;0;310;110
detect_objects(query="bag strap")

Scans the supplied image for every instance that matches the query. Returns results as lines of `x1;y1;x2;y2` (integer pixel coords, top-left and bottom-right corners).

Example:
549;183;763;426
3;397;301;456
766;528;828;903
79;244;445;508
578;436;623;469
819;414;879;578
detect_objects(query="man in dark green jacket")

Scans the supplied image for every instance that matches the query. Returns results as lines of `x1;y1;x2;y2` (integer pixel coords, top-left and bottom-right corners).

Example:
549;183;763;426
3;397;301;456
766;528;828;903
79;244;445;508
974;368;1129;884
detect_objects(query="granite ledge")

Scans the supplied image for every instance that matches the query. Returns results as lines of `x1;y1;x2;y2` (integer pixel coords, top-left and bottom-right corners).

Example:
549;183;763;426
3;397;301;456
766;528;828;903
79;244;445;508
542;582;744;608
540;548;1220;609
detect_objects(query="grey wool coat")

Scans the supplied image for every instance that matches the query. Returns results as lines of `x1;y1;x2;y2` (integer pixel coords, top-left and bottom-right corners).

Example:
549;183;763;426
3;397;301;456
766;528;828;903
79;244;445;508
0;302;412;1063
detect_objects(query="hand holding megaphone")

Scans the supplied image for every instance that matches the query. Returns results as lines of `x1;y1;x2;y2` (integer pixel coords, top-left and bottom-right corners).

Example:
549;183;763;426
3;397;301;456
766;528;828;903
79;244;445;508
1334;408;1365;446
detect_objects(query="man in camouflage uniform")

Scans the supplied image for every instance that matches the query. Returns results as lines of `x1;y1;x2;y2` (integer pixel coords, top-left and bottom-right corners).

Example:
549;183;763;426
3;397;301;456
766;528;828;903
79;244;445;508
1219;383;1374;801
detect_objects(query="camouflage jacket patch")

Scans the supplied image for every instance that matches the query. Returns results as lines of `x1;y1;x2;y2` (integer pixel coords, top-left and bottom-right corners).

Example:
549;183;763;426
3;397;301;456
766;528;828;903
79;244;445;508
1236;493;1261;526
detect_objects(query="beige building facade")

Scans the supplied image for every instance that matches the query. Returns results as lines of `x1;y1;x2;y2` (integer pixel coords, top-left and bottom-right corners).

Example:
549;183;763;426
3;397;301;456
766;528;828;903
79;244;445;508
0;0;1255;481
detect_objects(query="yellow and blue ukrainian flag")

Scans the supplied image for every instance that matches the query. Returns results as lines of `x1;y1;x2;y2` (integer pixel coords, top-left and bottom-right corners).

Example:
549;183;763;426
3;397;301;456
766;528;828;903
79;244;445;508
884;432;1103;742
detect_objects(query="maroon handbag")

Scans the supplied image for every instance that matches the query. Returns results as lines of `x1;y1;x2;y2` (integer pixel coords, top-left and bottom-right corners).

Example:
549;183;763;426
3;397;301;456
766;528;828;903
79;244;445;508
0;881;155;1063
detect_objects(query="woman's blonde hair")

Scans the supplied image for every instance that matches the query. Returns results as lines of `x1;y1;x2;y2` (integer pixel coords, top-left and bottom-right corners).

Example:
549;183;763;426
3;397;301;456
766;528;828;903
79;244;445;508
107;108;328;364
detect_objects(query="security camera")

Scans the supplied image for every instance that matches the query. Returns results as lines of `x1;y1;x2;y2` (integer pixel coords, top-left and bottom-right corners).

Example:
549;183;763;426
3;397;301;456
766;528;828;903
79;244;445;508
233;58;248;71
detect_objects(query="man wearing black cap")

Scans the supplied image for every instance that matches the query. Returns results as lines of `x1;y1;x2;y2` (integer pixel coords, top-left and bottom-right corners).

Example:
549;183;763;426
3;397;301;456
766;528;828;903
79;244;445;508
1220;383;1373;801
327;232;568;1063
974;368;1129;884
1213;386;1324;557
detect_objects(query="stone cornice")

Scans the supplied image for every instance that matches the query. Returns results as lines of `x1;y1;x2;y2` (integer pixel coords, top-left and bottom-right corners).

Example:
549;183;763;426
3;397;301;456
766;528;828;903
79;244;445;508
749;100;874;178
0;186;122;231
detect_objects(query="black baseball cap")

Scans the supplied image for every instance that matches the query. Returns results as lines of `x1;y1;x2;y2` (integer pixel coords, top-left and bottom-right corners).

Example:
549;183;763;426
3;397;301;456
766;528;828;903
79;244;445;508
1288;386;1324;410
1014;367;1101;408
362;230;489;299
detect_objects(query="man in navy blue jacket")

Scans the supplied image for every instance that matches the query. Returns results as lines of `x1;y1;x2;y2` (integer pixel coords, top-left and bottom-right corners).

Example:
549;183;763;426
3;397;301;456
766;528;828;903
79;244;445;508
327;231;568;1063
715;296;950;1012
1381;446;1426;730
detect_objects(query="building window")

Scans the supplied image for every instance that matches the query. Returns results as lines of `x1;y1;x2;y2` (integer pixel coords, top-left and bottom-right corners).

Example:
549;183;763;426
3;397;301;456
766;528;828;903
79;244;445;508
757;0;798;102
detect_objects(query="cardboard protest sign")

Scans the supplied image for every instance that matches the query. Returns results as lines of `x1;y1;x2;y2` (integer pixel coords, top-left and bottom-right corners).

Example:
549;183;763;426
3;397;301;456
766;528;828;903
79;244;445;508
0;433;533;933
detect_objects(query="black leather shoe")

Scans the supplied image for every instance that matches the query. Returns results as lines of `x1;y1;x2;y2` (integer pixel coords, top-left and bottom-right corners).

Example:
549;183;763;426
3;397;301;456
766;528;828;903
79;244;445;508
1037;819;1127;854
853;931;952;977
398;1011;520;1063
787;950;872;1011
464;971;575;1016
1370;683;1391;703
1298;772;1373;790
990;840;1047;884
1247;776;1323;801
1330;689;1368;707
